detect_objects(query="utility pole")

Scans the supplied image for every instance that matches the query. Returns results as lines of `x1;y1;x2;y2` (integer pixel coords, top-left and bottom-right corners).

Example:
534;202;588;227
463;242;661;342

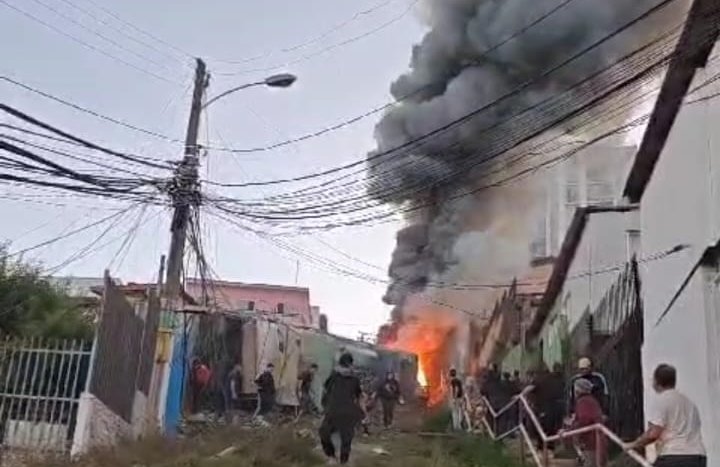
166;58;207;302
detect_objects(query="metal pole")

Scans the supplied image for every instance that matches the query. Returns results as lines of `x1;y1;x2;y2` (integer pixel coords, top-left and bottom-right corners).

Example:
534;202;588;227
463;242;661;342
165;58;207;302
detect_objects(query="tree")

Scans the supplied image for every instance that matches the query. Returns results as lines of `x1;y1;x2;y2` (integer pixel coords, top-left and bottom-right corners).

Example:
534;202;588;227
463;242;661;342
0;248;94;341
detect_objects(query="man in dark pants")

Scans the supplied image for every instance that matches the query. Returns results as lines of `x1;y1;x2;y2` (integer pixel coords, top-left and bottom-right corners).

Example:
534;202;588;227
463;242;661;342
375;371;401;428
297;363;319;418
627;364;706;467
319;353;364;465
544;363;566;449
254;363;276;418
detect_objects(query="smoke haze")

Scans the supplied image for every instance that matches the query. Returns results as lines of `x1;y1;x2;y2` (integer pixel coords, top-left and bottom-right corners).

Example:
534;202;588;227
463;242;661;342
371;0;686;374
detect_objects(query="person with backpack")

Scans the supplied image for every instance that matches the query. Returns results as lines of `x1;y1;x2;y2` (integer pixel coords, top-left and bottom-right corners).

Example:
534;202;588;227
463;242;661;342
319;353;365;465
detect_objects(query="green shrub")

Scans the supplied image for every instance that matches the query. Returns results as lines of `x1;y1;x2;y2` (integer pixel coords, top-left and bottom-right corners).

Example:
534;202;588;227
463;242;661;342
421;408;451;432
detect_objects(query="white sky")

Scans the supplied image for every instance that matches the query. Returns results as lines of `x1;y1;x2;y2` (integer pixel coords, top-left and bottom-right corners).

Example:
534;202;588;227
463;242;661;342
0;0;427;338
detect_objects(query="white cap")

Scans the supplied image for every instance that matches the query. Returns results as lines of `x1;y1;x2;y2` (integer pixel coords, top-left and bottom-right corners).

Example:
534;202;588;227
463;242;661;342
578;357;592;369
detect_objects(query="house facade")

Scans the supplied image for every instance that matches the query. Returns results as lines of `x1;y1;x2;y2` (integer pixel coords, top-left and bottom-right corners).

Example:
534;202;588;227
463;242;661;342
521;5;720;462
623;22;720;464
184;279;319;328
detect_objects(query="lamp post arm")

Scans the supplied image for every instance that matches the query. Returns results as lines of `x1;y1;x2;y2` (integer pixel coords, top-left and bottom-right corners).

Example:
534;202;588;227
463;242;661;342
203;81;264;108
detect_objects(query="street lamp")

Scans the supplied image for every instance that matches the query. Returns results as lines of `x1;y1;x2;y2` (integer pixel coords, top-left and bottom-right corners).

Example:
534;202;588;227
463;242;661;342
264;73;297;88
203;72;297;108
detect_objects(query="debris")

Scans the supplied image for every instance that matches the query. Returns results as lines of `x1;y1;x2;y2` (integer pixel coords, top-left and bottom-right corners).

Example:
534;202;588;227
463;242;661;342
371;447;390;456
212;446;239;459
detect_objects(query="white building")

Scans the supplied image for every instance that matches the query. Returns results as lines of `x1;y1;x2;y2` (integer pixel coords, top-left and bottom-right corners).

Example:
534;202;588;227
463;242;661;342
623;10;720;465
529;205;639;367
531;143;635;260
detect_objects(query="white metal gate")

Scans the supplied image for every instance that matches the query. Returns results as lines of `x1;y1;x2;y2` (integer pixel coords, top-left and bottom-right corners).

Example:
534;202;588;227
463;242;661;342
0;337;91;458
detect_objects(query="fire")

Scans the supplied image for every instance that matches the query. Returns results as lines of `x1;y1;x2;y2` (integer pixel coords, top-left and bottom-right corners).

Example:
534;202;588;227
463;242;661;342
383;318;452;407
417;361;428;387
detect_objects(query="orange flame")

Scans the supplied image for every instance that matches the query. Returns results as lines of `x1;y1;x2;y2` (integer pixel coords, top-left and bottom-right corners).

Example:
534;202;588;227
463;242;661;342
385;319;452;407
417;361;428;387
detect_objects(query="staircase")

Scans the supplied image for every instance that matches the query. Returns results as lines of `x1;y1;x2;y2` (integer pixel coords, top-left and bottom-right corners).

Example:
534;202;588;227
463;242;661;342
477;390;650;467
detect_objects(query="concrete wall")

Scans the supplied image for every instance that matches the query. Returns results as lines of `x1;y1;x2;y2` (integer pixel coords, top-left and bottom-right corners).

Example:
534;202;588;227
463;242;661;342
539;209;635;371
71;393;131;456
639;48;720;466
185;282;314;327
561;210;635;332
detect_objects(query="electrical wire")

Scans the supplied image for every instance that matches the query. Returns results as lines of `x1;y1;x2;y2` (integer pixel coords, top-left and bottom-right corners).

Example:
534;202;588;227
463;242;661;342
203;0;683;192
78;0;195;61
1;134;159;179
106;204;150;271
203;0;579;154
207;16;720;232
0;0;181;84
42;204;154;274
1;76;182;145
213;0;420;76
213;0;402;65
53;0;193;69
4;205;136;258
24;0;184;75
1;0;598;161
0;103;175;170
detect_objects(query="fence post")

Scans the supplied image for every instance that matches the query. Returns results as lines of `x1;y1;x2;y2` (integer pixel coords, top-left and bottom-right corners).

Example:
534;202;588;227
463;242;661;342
519;402;526;467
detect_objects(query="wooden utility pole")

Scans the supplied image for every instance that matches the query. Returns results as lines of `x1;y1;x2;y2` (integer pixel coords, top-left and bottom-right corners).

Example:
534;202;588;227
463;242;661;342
165;58;207;302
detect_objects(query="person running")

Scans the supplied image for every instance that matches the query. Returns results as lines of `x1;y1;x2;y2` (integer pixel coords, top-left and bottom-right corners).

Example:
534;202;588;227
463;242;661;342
562;378;607;467
254;363;276;418
319;352;364;465
297;363;319;417
568;358;609;416
449;368;465;431
627;364;706;467
375;371;402;428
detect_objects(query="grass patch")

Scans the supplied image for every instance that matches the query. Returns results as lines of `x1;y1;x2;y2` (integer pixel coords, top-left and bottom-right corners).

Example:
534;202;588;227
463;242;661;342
30;427;321;467
421;408;451;432
443;435;522;467
29;422;521;467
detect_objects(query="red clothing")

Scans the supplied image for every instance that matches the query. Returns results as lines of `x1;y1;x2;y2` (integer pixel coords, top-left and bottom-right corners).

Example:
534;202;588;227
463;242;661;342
193;364;212;388
572;394;607;461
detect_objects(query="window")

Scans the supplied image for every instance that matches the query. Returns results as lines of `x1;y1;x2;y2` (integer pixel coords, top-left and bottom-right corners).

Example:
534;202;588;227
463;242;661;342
565;182;580;204
587;181;614;205
277;303;285;314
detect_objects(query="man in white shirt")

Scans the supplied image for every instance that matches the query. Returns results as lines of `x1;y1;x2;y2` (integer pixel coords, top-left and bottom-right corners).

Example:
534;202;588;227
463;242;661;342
627;364;706;467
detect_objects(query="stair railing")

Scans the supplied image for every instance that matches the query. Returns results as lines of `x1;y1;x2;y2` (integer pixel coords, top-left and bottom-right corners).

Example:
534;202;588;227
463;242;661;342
478;387;651;467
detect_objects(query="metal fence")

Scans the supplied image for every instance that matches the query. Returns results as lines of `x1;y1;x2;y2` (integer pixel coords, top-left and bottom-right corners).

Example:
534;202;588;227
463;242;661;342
0;337;92;456
89;276;160;423
592;259;645;440
565;259;645;440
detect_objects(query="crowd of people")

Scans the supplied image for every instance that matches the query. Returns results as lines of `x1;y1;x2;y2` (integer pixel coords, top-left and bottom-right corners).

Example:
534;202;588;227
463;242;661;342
189;354;708;467
188;352;406;465
476;358;707;467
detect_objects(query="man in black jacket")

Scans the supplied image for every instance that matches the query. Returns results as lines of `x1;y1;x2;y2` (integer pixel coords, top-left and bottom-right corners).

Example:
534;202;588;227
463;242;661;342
567;358;609;416
375;371;402;428
254;363;276;418
319;353;364;464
